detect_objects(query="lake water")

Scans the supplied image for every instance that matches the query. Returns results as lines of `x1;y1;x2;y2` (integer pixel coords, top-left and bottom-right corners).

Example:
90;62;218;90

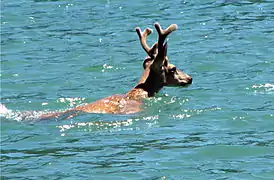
1;0;274;179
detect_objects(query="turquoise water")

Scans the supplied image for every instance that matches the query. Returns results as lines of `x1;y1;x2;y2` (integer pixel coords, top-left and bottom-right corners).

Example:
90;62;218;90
1;0;274;179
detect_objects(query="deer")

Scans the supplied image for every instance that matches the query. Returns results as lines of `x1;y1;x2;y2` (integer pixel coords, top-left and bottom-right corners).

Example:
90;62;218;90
1;23;192;120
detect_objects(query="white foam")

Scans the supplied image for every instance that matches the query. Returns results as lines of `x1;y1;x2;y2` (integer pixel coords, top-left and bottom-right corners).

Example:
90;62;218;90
246;83;274;94
0;104;12;117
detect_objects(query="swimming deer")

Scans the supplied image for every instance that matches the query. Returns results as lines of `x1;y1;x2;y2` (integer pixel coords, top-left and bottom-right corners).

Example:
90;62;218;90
1;23;192;120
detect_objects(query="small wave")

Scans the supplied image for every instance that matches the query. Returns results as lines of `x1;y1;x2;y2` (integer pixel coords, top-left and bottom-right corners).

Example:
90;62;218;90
101;63;126;73
246;83;274;94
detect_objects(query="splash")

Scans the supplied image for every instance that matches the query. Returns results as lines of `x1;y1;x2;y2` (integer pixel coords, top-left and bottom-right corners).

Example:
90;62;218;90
0;104;12;117
57;118;134;133
0;97;86;121
171;106;222;119
57;97;86;107
56;115;159;135
1;108;60;122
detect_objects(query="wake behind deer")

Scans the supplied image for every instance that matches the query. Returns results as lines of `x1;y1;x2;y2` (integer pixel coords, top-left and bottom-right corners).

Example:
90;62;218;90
0;23;192;120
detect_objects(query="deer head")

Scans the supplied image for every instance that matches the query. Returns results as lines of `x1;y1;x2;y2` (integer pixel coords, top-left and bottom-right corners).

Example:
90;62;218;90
136;23;192;92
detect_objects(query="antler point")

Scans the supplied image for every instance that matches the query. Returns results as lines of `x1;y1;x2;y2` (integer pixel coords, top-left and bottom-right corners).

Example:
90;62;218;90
172;24;178;30
145;28;153;35
154;22;160;28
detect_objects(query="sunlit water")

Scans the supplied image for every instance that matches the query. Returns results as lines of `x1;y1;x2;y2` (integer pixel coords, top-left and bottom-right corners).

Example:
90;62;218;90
1;0;274;179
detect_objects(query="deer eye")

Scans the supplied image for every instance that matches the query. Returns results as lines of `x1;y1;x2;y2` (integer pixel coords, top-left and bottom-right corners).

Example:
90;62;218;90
169;67;177;73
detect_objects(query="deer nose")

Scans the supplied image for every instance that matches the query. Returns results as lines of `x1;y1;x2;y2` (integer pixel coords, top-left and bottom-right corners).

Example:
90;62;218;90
188;77;192;84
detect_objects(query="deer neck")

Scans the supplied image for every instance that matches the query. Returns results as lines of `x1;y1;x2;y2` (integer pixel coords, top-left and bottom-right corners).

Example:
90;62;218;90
126;68;164;100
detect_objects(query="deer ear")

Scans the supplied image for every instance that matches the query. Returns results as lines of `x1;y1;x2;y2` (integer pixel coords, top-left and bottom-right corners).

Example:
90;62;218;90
143;58;153;69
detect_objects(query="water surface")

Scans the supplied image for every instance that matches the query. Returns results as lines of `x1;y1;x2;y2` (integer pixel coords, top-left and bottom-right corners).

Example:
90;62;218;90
1;0;274;179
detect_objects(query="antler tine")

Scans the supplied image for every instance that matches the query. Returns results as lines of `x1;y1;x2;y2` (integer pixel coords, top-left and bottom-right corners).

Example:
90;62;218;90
136;27;158;58
154;22;178;48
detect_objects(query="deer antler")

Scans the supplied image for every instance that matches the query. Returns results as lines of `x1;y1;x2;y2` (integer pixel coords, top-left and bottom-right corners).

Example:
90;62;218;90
154;22;178;49
136;27;158;58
